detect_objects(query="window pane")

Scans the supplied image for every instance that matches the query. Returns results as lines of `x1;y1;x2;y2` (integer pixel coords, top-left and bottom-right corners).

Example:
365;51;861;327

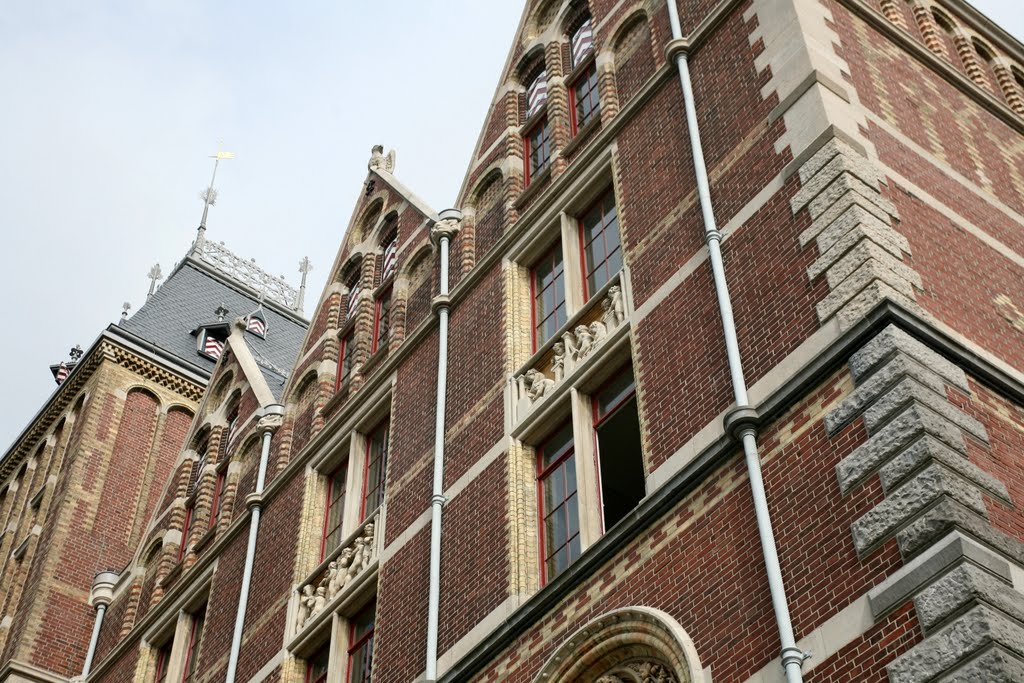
182;606;207;683
580;192;622;297
573;66;600;131
539;427;579;583
595;395;645;531
363;420;389;516
532;244;566;348
323;463;348;557
307;646;330;683
348;603;376;683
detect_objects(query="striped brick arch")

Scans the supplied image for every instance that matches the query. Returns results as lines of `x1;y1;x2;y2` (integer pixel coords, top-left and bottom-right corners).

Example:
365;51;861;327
533;607;703;683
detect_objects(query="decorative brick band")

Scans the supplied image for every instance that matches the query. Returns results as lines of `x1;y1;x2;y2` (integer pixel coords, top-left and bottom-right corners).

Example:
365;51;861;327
828;324;1024;681
792;139;923;331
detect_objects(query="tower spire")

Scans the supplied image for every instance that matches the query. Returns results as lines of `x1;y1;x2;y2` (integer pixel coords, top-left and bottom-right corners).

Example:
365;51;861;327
296;257;313;314
193;143;235;254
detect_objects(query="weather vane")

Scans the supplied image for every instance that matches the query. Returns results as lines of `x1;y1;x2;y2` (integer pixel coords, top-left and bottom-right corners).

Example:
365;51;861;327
196;142;235;247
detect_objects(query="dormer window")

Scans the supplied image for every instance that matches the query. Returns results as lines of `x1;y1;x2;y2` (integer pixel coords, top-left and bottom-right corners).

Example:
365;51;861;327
200;331;225;361
245;310;267;338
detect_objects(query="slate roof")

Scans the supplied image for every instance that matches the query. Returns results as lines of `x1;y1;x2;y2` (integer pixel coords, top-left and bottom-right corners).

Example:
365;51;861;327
119;258;307;399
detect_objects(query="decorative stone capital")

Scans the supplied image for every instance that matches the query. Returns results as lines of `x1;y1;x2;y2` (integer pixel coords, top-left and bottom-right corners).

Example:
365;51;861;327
724;405;760;440
245;492;264;511
664;38;690;64
431;209;463;248
258;404;285;434
90;571;119;609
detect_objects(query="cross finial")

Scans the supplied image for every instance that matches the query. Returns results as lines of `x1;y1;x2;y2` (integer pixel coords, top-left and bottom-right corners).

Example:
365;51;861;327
121;302;131;319
296;257;313;314
69;345;83;362
147;263;163;299
215;304;229;321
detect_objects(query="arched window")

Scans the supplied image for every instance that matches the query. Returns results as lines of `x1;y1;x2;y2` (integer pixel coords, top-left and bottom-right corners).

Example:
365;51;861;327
534;607;703;683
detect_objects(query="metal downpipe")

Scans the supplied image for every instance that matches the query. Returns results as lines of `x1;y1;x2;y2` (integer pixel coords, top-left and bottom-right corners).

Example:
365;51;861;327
664;1;805;680
425;210;461;682
225;403;284;683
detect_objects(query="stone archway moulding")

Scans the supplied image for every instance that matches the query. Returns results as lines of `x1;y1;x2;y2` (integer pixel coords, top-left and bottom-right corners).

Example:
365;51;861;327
533;607;704;683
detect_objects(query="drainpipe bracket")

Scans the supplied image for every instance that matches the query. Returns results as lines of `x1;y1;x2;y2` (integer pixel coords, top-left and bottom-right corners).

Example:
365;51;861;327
780;647;812;670
431;294;452;315
664;38;690;64
244;492;264;511
723;405;760;441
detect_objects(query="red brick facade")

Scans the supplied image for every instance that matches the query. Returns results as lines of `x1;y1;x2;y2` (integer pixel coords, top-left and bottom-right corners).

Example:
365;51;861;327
4;1;1024;682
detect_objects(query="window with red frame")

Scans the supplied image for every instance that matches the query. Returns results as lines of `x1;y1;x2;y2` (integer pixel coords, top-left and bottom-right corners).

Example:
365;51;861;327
570;66;600;133
154;643;172;683
321;462;349;560
362;420;389;517
306;644;330;683
209;468;226;530
178;503;194;562
593;367;645;531
532;242;567;349
537;423;580;583
336;332;355;393
372;290;391;354
180;605;207;683
579;190;622;298
525;118;552;186
347;602;376;683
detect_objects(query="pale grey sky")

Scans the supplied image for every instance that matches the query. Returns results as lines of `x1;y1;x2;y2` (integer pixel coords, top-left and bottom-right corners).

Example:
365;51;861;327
0;1;1020;450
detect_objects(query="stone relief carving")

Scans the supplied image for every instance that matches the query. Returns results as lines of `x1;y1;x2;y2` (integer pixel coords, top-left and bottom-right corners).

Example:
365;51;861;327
595;661;679;683
295;521;377;632
514;283;629;415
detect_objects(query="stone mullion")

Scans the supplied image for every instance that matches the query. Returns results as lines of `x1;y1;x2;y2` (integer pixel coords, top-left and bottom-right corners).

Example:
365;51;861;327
951;29;989;88
879;0;908;29
911;2;948;59
992;57;1024;115
545;40;571;178
596;55;619;123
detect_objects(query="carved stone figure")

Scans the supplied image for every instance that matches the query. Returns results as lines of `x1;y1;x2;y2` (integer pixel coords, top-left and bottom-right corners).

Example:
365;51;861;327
331;548;353;596
573;324;595;360
310;585;327;620
322;561;339;599
368;144;396;173
590;319;608;343
297;584;316;628
525;369;555;402
605;284;625;326
347;537;366;582
359;523;375;568
551;342;566;382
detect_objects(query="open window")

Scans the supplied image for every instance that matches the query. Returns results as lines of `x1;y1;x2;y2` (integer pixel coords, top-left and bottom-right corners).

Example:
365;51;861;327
592;367;644;531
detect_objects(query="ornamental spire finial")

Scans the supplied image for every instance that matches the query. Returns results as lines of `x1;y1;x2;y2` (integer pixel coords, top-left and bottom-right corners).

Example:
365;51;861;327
296;256;313;314
193;143;235;253
147;263;163;299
